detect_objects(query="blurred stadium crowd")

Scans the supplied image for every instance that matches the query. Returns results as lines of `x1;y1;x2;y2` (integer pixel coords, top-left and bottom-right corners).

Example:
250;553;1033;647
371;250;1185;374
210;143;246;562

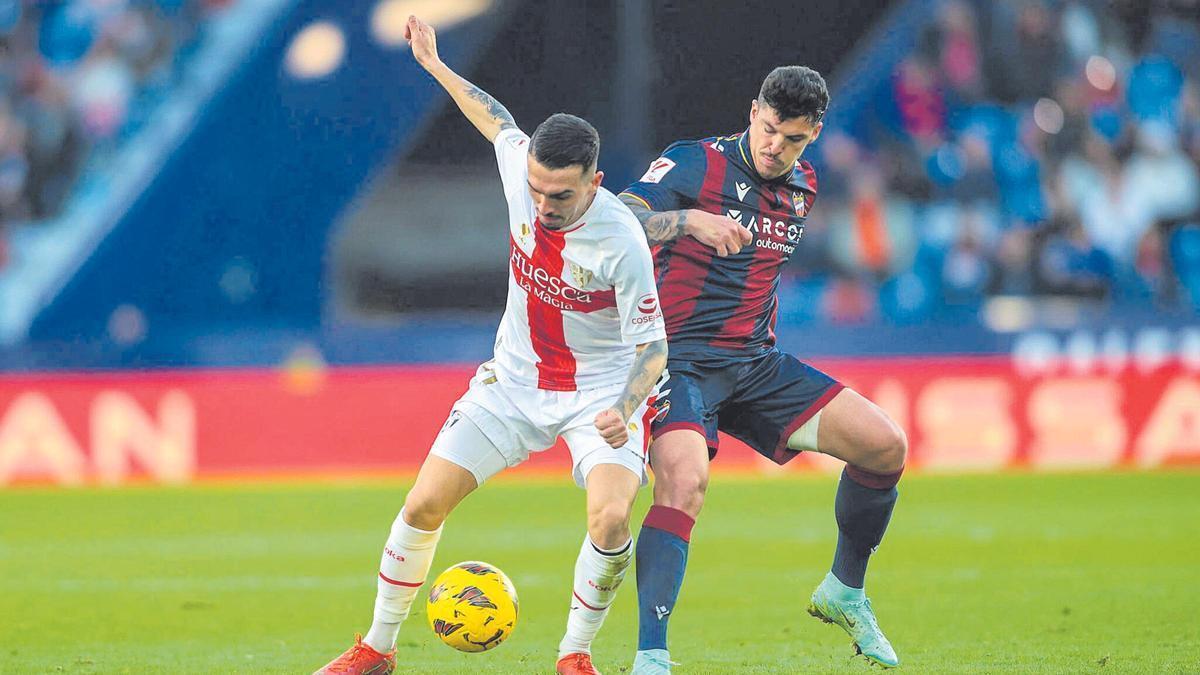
789;0;1200;325
3;0;1200;332
0;0;231;267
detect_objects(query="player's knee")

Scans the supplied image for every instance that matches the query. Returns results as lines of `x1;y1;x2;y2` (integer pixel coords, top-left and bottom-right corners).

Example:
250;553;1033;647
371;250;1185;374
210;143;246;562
587;501;633;548
402;492;450;531
875;422;907;474
654;469;708;518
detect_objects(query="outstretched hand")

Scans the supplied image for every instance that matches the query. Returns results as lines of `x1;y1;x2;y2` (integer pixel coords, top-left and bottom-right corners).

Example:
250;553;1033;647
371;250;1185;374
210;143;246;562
404;15;441;71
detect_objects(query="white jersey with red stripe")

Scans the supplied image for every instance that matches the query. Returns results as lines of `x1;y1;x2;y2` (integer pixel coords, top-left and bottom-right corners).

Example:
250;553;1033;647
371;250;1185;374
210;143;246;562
490;127;666;391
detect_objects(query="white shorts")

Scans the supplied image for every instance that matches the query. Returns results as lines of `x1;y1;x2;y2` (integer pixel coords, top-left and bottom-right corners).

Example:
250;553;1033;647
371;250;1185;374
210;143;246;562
430;363;658;488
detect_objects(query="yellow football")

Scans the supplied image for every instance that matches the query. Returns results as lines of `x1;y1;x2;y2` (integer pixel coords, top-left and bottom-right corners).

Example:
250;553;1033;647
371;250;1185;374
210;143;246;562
426;561;519;652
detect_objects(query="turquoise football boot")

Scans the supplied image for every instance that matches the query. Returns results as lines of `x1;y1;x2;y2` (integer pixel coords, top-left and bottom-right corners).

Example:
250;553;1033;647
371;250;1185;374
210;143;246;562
631;649;673;674
808;572;899;668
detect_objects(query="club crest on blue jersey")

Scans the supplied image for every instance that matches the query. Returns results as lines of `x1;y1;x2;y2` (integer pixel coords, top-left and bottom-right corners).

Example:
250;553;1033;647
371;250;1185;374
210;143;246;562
650;398;671;424
792;191;809;217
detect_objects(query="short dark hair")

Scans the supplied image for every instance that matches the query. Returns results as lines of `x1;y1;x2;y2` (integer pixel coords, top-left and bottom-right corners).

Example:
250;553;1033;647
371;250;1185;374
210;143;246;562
758;66;829;125
529;113;599;172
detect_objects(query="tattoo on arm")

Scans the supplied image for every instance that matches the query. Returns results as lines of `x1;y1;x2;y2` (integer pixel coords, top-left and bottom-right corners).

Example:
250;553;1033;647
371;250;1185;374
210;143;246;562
465;83;517;132
615;340;668;421
620;195;688;245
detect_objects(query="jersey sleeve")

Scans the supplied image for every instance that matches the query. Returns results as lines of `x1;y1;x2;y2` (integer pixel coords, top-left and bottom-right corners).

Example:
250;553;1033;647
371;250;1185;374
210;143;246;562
611;231;668;346
619;140;707;212
493;127;531;198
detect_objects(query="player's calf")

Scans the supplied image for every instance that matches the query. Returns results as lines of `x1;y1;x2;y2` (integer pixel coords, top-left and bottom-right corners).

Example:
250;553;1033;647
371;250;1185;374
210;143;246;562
560;465;640;660
559;533;634;659
361;509;443;653
631;430;707;671
333;429;485;665
831;464;901;591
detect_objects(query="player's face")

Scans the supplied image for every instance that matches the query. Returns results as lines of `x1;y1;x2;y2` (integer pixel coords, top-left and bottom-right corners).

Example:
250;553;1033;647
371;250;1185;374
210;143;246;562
526;157;603;228
748;100;823;179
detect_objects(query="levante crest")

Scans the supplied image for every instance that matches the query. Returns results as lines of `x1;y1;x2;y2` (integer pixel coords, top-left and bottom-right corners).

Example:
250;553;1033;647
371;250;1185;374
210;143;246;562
792;191;809;217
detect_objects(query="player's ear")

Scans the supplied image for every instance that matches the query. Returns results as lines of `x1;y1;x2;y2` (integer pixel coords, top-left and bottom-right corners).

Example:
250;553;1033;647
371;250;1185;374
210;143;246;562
750;98;759;123
591;169;604;189
811;122;824;143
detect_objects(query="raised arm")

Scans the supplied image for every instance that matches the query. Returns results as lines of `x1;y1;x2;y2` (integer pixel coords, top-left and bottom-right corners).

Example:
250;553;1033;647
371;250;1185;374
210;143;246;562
594;339;669;449
405;15;517;142
620;194;753;256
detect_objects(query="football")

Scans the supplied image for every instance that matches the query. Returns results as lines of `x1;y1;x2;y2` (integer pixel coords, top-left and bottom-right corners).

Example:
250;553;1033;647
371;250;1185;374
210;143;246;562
426;561;519;652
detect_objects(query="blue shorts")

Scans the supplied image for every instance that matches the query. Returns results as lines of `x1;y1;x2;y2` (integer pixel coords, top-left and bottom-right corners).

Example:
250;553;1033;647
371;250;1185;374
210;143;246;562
650;345;843;465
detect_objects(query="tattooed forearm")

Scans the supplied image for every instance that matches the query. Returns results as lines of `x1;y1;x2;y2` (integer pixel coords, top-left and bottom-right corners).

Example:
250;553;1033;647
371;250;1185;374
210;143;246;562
614;339;668;421
465;83;517;132
620;194;689;245
426;60;520;141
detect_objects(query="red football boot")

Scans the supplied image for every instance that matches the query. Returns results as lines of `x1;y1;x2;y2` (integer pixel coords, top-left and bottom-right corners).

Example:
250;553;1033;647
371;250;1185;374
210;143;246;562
556;652;601;675
313;634;396;674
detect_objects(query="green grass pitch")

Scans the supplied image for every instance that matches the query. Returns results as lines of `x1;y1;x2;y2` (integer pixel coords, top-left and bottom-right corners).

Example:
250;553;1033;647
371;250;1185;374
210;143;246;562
1;471;1197;673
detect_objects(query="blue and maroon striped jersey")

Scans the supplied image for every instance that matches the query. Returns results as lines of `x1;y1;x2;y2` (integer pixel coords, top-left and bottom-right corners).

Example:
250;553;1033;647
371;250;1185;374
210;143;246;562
620;130;818;353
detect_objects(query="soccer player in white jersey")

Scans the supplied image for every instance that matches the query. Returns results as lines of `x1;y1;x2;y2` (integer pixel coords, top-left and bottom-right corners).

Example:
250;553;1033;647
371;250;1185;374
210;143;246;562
314;16;668;675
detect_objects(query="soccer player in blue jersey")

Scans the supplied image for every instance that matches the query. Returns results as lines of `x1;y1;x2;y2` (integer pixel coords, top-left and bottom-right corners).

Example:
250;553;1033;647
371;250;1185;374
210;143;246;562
619;66;907;671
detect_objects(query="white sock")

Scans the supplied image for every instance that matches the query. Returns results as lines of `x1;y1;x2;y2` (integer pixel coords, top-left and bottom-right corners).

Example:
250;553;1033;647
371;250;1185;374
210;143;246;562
558;534;633;658
362;509;442;653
